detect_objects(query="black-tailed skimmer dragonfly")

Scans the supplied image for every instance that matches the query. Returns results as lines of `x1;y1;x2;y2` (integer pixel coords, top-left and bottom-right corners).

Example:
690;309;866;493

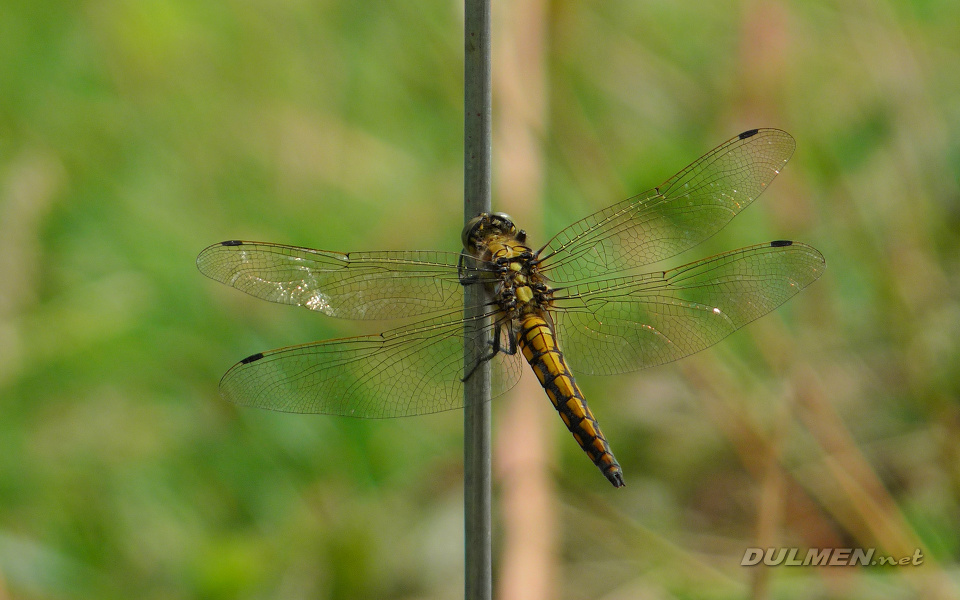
197;128;824;487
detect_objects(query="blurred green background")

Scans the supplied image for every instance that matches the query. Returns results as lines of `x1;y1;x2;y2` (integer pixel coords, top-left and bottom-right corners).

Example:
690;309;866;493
1;0;959;598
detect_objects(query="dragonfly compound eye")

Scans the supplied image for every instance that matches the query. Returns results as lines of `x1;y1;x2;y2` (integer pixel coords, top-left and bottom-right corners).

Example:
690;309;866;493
491;212;517;236
462;212;519;251
461;214;487;250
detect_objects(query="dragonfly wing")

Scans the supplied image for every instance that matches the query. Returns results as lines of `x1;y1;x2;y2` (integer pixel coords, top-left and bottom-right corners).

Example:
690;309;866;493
537;129;796;282
197;241;488;319
551;241;825;375
219;309;523;417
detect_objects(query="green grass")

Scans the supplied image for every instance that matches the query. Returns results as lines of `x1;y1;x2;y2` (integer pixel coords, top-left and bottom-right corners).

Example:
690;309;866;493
1;1;959;598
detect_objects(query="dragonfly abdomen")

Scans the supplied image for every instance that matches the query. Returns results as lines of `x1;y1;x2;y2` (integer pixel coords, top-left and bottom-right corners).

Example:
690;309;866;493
517;314;624;487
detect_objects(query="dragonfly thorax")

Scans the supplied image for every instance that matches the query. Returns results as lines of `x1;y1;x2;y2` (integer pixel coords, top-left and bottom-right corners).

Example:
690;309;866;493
493;257;553;318
462;213;553;319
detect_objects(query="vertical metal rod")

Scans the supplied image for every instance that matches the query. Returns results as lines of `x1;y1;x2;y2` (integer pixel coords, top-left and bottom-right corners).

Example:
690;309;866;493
463;1;492;599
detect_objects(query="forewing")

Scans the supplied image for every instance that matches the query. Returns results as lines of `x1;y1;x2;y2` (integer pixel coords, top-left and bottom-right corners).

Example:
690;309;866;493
197;241;486;319
219;309;523;417
550;242;825;375
538;129;796;282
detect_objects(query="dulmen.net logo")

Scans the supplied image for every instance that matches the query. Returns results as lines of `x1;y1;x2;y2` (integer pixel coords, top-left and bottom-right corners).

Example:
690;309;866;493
742;548;925;567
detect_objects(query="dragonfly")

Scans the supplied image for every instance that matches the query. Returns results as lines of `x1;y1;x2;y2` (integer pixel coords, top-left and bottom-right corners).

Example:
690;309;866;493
197;128;825;487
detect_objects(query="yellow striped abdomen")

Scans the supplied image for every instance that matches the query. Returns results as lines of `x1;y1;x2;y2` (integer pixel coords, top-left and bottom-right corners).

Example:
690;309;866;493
517;313;624;487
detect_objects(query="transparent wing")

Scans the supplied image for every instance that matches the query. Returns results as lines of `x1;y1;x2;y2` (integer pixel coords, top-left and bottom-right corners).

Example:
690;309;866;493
550;241;825;375
537;129;796;283
219;309;523;417
197;241;489;320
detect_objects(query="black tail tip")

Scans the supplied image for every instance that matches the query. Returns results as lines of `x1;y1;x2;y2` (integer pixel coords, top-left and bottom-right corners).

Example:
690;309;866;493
606;469;625;488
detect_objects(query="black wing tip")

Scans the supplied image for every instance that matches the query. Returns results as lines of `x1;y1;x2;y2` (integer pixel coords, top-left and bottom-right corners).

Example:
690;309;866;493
240;352;265;364
196;240;244;271
737;128;796;145
768;240;828;269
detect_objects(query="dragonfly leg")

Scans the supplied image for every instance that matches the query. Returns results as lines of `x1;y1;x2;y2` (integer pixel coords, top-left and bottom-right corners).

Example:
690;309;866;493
458;252;504;285
499;326;519;356
462;320;513;382
458;252;480;285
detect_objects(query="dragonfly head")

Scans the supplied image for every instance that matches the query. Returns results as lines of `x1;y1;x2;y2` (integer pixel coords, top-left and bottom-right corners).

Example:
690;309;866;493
462;212;518;252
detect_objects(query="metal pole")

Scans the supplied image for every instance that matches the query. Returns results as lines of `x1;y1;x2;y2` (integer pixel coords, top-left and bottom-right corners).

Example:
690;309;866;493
463;1;492;599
